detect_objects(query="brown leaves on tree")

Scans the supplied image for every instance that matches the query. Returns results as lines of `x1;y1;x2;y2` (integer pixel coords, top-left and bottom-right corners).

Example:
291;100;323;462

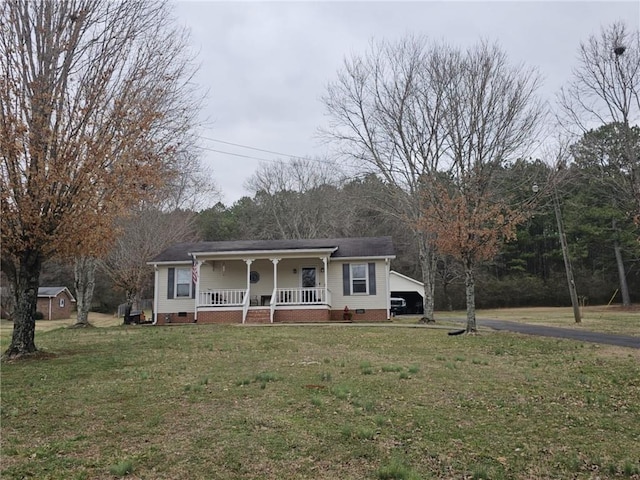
1;0;200;357
418;184;526;266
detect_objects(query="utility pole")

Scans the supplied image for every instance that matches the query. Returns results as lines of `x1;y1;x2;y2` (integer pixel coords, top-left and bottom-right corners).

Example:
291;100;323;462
533;182;582;323
552;188;582;323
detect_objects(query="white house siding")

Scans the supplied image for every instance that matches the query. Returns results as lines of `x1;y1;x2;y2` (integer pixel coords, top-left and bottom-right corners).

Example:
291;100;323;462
157;258;386;314
199;258;326;295
201;259;246;289
328;260;388;311
156;265;195;314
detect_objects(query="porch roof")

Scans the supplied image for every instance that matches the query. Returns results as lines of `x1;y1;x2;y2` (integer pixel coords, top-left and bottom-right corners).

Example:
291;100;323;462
150;237;395;263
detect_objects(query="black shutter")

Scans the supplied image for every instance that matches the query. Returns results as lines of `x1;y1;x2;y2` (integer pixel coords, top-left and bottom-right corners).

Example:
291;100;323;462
368;263;376;295
167;268;175;299
192;277;196;299
342;263;350;296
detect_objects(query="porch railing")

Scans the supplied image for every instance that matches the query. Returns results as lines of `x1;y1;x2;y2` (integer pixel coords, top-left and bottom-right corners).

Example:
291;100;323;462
275;287;328;305
199;289;246;306
198;287;331;308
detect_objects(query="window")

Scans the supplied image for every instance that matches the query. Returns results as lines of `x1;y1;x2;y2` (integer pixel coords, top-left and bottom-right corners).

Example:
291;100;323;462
175;268;192;297
59;298;65;308
342;262;376;297
351;264;368;294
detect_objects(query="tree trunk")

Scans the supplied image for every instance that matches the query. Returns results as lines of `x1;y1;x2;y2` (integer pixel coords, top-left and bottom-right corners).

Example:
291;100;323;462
123;289;139;325
418;231;437;322
442;280;453;311
74;256;97;326
464;258;477;333
4;251;42;358
612;220;631;306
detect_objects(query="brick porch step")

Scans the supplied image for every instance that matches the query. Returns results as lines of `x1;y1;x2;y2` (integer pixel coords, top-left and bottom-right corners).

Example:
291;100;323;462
245;308;271;324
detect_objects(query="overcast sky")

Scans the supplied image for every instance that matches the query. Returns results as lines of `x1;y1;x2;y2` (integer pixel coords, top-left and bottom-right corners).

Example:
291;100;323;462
172;1;640;206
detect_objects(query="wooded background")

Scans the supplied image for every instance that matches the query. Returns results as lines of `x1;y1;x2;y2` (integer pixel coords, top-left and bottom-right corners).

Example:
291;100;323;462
27;151;640;313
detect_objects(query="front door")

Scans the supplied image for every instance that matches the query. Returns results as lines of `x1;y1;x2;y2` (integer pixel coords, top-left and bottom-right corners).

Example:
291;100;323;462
301;267;317;302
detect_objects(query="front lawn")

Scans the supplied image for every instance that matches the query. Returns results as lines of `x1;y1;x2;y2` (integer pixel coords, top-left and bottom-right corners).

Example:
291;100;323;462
1;322;639;479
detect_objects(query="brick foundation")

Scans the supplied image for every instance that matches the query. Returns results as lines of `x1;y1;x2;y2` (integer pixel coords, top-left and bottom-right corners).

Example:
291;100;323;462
274;309;331;323
156;308;389;325
156;312;195;325
330;309;388;322
196;310;243;324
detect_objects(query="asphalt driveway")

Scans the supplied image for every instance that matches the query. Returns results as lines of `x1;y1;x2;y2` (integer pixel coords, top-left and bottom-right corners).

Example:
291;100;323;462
476;318;640;349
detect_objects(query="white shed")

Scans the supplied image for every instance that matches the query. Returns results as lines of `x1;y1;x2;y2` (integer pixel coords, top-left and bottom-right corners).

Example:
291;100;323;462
389;270;424;314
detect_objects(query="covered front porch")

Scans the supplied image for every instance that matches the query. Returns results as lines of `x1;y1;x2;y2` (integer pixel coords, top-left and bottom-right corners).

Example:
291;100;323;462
193;255;333;323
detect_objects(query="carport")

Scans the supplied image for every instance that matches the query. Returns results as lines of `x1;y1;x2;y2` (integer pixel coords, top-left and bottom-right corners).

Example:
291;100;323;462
389;271;424;314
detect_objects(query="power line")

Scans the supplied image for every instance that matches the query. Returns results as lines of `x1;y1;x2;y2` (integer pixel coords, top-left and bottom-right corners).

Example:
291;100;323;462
199;135;334;165
194;136;371;184
201;135;310;160
193;145;276;163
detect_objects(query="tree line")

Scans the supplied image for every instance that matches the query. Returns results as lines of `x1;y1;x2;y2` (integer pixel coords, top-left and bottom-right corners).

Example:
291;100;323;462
23;146;637;320
199;152;640;310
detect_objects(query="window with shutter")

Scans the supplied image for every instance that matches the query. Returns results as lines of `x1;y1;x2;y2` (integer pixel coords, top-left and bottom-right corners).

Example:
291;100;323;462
175;268;191;297
167;268;175;299
351;264;368;294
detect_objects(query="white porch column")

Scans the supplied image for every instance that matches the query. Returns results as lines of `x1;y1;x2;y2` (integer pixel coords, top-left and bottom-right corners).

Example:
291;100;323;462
193;259;202;322
244;259;254;289
385;258;391;318
322;257;328;287
152;265;159;324
271;258;280;292
322;256;328;303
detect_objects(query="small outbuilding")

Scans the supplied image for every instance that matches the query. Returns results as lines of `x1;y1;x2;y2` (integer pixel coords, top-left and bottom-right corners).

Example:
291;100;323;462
389;270;424;314
37;287;76;320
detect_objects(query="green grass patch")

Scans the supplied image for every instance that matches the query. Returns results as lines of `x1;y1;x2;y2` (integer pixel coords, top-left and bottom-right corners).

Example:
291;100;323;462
377;457;419;479
109;459;134;477
381;364;403;373
1;323;639;479
254;371;278;383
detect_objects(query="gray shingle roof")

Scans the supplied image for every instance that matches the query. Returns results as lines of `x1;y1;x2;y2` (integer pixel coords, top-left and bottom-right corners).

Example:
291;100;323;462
150;237;395;263
38;287;76;301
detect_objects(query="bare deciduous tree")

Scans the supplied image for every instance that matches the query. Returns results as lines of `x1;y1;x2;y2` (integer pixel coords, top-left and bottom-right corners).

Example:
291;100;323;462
323;37;544;326
559;21;640;219
99;208;198;317
0;0;201;357
558;21;640;310
423;41;544;332
322;36;452;322
245;158;345;239
73;150;217;327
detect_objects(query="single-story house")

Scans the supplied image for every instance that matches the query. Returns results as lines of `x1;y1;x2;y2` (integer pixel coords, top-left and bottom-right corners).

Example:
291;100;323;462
390;270;425;314
148;237;396;324
37;287;76;320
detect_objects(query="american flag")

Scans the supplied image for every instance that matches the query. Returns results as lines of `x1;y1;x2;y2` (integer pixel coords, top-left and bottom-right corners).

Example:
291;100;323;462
191;257;198;284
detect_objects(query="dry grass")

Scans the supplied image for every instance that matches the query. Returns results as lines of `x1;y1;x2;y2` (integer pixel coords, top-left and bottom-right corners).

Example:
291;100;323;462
0;312;133;338
1;319;639;480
